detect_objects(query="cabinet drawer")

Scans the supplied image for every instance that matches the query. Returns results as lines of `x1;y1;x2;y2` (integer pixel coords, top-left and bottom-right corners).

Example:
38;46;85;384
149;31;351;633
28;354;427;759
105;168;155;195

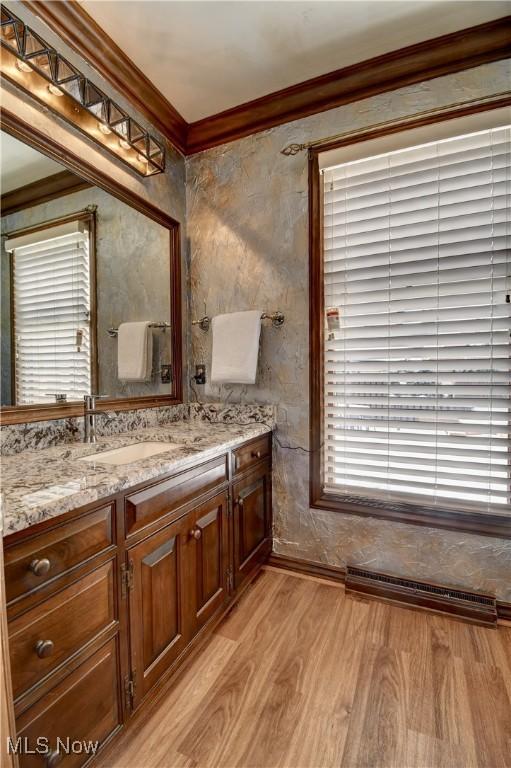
232;434;271;478
16;637;121;768
9;560;116;700
124;455;228;537
4;504;114;604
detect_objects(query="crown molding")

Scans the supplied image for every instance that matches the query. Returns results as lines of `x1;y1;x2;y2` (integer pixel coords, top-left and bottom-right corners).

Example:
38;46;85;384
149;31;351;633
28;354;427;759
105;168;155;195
187;16;511;153
20;0;188;154
17;3;511;156
1;169;92;215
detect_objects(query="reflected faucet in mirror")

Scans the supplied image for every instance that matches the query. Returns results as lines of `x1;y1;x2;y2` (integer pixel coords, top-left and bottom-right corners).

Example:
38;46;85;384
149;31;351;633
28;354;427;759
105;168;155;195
83;395;114;444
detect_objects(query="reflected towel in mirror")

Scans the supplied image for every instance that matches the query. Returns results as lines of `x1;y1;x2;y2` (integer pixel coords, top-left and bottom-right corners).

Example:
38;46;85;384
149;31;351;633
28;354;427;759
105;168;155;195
117;321;153;381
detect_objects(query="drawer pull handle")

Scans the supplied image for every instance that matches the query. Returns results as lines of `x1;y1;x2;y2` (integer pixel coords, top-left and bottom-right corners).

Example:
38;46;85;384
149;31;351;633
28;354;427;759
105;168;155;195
29;557;51;577
251;450;262;459
46;749;63;768
190;527;202;541
35;639;54;659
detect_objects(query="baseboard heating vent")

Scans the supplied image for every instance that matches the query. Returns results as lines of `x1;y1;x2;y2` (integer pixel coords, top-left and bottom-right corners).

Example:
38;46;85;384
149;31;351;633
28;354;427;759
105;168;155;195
345;566;497;627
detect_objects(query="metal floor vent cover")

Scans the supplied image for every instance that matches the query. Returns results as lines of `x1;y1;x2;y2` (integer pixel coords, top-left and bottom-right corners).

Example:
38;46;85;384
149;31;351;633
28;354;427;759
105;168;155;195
345;566;497;626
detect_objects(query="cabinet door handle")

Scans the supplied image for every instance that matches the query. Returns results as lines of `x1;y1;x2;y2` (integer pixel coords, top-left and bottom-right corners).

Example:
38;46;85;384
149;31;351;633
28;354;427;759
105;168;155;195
251;450;262;459
237;498;244;509
46;749;63;768
35;639;54;658
29;557;51;577
190;527;202;541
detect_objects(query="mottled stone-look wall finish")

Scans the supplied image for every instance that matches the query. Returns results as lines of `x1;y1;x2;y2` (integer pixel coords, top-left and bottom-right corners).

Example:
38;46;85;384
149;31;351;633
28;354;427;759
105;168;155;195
186;59;511;601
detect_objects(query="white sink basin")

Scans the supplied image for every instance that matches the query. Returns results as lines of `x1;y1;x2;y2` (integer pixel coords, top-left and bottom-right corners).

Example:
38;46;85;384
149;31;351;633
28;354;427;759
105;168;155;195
78;442;178;466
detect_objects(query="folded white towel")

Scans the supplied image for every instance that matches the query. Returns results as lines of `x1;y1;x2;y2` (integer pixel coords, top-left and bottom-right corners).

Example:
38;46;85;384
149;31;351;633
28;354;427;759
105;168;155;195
210;311;262;384
117;321;153;381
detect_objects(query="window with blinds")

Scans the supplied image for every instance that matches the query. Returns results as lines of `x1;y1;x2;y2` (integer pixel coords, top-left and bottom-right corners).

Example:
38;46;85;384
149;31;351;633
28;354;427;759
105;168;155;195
322;124;510;513
8;220;92;405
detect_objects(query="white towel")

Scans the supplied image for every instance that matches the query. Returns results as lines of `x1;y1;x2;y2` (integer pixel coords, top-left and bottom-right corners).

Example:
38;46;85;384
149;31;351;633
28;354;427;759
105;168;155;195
210;311;262;384
117;322;153;381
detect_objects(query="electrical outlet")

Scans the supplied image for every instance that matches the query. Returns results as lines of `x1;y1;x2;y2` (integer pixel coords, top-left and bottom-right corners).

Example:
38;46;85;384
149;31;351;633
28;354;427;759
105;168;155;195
194;364;206;385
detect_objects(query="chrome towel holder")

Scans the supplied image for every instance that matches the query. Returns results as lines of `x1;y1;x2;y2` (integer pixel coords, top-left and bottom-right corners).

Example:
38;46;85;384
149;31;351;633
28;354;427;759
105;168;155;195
107;321;171;337
192;311;285;332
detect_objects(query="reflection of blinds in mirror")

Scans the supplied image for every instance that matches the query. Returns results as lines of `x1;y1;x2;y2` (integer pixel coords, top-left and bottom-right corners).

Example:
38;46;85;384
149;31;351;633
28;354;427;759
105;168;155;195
11;226;91;405
322;125;511;513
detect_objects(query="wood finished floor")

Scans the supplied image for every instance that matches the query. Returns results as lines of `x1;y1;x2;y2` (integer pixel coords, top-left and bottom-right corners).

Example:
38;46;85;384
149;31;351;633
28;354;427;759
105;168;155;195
99;567;511;768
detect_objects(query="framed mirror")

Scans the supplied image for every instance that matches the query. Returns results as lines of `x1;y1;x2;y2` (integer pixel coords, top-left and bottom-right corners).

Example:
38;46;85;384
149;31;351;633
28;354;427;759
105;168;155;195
0;110;182;424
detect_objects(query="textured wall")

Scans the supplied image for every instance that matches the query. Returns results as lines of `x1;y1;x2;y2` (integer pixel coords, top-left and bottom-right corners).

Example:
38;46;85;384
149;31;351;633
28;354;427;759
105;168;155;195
186;59;511;601
1;187;172;400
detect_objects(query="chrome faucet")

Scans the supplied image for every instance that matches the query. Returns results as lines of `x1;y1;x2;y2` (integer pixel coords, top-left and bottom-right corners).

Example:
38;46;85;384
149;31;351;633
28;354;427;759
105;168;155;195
83;395;113;444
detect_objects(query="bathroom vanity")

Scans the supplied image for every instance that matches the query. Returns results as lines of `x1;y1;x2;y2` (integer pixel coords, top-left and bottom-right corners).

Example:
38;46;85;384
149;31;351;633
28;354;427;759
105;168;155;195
2;422;272;767
0;52;279;767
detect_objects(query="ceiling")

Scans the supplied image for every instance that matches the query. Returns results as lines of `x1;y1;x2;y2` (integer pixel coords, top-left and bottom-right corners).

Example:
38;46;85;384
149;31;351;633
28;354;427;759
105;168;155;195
80;0;510;122
1;132;63;194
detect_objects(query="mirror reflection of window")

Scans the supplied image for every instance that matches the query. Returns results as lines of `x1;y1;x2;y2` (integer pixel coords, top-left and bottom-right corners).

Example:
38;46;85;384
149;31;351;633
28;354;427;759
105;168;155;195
0;128;175;409
5;215;94;405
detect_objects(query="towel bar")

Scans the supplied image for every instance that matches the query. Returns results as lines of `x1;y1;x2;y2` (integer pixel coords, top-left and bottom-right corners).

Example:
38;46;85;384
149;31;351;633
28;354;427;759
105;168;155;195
107;322;171;337
192;311;284;332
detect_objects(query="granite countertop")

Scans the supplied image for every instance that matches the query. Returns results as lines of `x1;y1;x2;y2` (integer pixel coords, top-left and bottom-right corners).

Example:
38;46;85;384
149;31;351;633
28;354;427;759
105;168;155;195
1;421;271;537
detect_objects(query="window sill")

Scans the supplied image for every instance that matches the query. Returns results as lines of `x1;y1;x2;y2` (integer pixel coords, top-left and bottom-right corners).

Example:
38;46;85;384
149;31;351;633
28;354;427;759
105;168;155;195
311;491;511;539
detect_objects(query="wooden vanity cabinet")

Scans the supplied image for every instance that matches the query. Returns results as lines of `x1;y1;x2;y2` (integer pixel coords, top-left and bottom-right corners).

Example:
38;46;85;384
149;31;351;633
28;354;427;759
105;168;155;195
232;460;272;590
126;513;193;709
9;559;116;700
4;504;115;608
126;488;230;710
123;456;228;539
15;638;122;768
4;500;123;768
189;490;230;632
4;433;272;766
232;434;271;476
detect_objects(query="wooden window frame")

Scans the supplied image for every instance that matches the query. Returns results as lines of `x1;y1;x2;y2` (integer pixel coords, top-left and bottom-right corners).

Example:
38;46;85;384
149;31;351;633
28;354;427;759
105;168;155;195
0;109;183;425
308;97;511;539
8;210;98;405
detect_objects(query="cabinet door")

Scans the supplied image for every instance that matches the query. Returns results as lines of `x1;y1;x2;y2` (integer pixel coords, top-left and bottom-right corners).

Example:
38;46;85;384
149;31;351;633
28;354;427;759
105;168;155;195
190;491;229;633
127;515;192;709
232;462;272;590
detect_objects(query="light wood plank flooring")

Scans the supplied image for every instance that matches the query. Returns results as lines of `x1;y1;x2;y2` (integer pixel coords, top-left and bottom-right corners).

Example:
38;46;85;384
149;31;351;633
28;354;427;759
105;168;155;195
99;567;511;768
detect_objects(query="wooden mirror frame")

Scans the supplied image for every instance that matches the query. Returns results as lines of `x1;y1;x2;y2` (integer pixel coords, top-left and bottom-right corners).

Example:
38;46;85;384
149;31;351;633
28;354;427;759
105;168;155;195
0;108;182;425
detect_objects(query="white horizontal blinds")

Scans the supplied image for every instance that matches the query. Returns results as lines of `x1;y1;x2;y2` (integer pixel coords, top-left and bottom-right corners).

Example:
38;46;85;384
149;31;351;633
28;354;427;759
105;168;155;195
11;223;92;405
323;125;511;511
